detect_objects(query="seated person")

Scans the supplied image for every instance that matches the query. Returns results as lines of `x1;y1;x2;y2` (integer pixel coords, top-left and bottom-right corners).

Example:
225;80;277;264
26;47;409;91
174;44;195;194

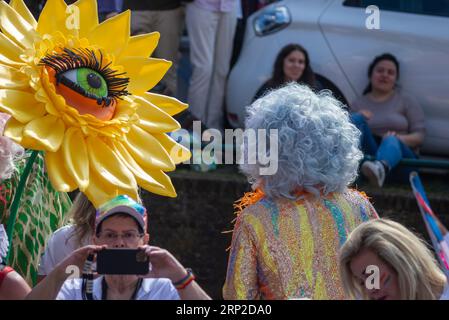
27;195;210;300
350;53;425;187
339;219;449;300
253;43;317;101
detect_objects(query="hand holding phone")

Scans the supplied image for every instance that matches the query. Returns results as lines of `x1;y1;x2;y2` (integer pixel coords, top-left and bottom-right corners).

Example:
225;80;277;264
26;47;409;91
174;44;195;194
96;248;149;275
141;245;188;282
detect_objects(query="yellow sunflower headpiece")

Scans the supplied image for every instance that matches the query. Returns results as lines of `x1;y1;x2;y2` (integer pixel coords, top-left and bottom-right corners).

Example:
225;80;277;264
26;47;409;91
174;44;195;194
0;0;191;207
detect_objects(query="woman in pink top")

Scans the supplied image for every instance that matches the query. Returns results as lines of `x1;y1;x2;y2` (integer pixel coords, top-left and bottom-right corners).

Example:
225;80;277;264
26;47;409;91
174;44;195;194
350;53;425;187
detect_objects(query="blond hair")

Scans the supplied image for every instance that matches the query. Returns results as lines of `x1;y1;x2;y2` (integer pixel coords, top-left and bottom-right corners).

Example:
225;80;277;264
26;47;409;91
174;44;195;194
68;192;96;246
339;219;446;300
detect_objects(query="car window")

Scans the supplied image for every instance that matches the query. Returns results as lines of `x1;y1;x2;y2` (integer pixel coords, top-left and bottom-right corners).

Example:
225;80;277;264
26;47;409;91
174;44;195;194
343;0;449;18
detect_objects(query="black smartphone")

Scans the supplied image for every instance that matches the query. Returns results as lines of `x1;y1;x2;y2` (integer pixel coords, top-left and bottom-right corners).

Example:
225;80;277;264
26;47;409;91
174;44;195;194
96;248;149;275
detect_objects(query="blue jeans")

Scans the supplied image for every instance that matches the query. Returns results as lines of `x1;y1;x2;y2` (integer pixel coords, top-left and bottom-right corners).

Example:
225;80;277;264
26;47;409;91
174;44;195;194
350;113;418;181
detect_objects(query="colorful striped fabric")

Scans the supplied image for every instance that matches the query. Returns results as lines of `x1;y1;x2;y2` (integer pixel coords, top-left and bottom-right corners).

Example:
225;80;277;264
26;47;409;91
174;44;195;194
223;189;378;300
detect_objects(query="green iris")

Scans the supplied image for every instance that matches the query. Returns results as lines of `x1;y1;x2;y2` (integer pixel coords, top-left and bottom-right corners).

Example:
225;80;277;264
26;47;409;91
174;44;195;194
61;68;108;99
76;68;108;98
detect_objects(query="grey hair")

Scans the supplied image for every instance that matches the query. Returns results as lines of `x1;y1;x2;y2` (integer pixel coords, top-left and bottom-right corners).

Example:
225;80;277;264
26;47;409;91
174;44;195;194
240;83;362;199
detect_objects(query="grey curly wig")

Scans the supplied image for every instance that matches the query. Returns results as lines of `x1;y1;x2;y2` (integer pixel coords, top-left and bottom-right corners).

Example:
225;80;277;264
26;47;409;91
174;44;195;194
240;83;362;199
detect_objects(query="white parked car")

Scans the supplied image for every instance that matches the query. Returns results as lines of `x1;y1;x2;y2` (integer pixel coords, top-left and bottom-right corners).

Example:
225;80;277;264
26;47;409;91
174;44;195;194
226;0;449;156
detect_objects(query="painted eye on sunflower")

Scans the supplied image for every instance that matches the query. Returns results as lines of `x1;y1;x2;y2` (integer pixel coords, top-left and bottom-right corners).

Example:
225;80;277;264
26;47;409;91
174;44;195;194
60;68;109;102
40;48;130;121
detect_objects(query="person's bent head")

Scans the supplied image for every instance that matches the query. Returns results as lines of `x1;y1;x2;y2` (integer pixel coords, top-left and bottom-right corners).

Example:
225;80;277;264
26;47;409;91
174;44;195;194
241;83;362;199
339;219;446;300
363;53;400;95
94;195;149;248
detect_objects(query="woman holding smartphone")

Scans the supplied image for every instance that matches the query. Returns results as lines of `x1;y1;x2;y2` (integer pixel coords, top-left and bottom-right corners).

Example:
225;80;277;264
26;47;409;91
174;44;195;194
27;195;211;300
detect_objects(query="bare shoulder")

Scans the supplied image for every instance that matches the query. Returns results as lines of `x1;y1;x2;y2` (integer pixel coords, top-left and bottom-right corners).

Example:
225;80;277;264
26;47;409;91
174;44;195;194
0;271;31;300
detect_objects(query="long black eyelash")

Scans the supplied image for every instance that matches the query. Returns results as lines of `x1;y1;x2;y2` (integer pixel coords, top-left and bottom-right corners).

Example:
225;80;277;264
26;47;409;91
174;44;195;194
39;47;130;103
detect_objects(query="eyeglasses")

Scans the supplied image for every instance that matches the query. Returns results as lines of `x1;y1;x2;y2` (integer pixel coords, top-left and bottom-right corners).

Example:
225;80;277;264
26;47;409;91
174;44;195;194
97;231;144;244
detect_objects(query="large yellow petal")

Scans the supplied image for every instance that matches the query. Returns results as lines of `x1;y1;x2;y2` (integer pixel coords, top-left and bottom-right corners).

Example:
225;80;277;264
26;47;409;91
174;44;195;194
36;0;74;37
152;133;191;164
84;169;139;208
112;141;165;191
0;89;46;123
83;172;115;208
10;0;37;29
0;66;29;90
3;117;24;144
0;26;26;65
0;53;22;68
140;169;177;197
118;57;171;95
87;10;130;58
3;118;56;152
119;32;160;59
123;125;175;171
113;98;139;122
86;136;137;192
46;150;77;192
134;96;180;133
0;1;39;48
71;0;98;38
142;92;188;116
23;114;65;152
62;127;89;191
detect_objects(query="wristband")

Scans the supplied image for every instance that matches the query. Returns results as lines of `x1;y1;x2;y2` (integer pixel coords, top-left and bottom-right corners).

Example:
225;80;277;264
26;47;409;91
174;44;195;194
173;268;195;290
